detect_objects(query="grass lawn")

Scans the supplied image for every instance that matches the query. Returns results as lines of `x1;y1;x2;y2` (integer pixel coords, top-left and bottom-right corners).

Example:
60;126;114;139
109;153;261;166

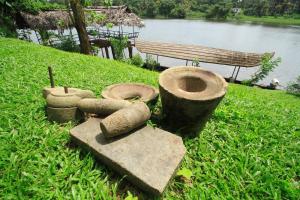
0;38;299;199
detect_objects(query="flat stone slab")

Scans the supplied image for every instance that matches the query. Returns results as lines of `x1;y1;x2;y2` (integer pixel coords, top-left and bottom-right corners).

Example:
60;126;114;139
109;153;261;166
70;118;186;195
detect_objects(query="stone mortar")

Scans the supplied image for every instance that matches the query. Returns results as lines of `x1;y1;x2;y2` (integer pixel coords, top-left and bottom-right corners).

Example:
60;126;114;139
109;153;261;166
159;66;228;133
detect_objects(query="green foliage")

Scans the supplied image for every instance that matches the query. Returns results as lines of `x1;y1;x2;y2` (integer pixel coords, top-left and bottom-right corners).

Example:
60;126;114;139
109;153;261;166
124;191;138;200
110;0;300;22
105;22;114;29
205;3;232;20
145;54;160;70
37;29;55;46
109;36;128;60
130;53;144;67
242;0;299;17
159;0;176;17
86;10;106;25
52;35;80;52
104;0;113;7
1;38;300;199
192;58;200;67
287;76;300;96
247;55;281;84
91;44;100;56
170;5;187;18
144;0;158;18
0;17;17;37
1;0;64;14
177;168;193;180
122;53;144;68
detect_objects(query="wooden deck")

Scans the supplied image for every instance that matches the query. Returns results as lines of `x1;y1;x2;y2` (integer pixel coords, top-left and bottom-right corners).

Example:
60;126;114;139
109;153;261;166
135;40;274;68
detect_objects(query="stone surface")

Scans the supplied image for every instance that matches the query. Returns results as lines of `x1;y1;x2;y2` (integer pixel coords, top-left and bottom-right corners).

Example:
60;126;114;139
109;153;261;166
47;93;82;108
159;66;227;133
47;107;84;123
77;98;132;115
70;118;186;195
100;102;151;138
43;87;95;99
101;83;159;104
44;87;94;123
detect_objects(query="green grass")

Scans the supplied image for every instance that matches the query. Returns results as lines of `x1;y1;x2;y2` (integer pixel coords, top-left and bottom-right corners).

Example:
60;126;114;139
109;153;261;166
228;15;300;26
0;38;300;199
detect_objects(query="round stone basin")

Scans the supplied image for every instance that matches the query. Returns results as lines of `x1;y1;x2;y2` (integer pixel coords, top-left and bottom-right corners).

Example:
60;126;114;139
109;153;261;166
159;66;227;133
102;83;159;104
43;87;95;99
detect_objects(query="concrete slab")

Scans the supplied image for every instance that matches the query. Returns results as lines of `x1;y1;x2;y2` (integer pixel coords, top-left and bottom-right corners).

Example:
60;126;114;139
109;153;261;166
70;118;186;195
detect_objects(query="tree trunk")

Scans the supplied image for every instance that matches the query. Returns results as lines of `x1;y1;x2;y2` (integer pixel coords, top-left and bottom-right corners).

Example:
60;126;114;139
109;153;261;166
69;0;91;55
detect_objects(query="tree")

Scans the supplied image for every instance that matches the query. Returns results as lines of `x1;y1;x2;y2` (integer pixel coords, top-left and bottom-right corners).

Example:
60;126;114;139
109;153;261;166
170;4;187;18
159;0;176;17
144;0;158;18
69;0;91;54
205;3;231;19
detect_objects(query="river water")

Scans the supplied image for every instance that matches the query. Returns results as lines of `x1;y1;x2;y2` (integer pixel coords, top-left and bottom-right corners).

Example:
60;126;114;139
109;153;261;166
135;19;300;86
24;19;300;86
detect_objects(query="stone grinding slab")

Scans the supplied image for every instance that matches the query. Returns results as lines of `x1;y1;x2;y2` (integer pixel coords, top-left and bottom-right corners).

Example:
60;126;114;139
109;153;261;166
70;118;186;195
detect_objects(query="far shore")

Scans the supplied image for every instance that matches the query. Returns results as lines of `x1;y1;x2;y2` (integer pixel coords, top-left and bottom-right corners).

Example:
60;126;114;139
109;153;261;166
143;13;300;27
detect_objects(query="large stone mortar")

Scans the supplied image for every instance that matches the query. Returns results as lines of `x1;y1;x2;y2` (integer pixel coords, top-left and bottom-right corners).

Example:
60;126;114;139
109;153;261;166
159;66;228;133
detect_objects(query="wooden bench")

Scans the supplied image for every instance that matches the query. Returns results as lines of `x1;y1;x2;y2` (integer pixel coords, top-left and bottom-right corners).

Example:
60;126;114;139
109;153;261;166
135;40;274;80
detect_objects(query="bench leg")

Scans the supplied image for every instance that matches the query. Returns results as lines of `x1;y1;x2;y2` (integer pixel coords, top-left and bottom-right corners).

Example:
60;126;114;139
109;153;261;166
234;66;241;81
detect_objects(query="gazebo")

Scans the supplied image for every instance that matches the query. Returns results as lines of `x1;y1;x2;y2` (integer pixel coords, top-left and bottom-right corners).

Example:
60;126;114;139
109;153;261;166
16;6;145;58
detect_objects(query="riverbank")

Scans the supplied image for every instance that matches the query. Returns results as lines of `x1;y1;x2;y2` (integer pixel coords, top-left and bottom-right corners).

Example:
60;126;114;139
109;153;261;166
227;15;300;26
1;38;299;199
152;12;300;27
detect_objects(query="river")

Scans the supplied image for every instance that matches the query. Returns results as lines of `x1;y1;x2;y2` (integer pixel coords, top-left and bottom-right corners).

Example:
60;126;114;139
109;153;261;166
24;19;300;87
135;19;300;87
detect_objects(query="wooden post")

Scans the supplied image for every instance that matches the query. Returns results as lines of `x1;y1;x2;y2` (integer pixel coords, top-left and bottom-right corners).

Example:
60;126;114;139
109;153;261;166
48;66;55;88
104;47;110;58
234;66;241;81
101;48;105;58
111;46;116;60
128;46;133;59
64;86;69;94
230;66;237;82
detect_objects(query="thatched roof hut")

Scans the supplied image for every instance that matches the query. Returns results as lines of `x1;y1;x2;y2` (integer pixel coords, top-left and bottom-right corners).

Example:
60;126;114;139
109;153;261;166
17;6;144;30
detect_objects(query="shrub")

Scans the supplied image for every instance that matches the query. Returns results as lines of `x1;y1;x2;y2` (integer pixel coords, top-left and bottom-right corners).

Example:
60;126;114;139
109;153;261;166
109;36;128;60
0;16;17;37
244;54;281;85
130;53;144;67
145;54;160;70
287;76;300;96
192;58;200;67
122;54;143;67
53;35;80;52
